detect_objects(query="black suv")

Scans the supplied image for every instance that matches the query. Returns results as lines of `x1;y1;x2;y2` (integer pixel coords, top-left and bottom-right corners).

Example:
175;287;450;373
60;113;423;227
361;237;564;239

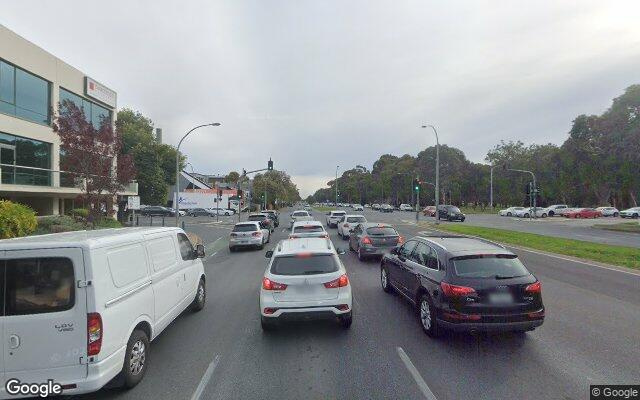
380;235;544;336
437;205;465;222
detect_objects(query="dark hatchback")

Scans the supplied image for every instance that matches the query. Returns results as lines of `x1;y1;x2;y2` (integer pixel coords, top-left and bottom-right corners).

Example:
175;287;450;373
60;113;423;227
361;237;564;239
380;235;544;336
348;223;404;261
437;205;466;222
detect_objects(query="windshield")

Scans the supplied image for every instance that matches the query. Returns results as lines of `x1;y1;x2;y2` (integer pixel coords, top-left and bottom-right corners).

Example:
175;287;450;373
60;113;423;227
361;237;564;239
366;227;397;236
248;215;265;221
270;254;338;275
346;217;366;223
293;225;324;233
233;224;258;232
332;212;346;216
451;255;530;278
447;206;461;213
293;212;309;217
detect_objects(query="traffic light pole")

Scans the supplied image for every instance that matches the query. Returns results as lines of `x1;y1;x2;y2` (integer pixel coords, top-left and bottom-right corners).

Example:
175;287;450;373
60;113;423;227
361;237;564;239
238;159;274;221
506;168;537;219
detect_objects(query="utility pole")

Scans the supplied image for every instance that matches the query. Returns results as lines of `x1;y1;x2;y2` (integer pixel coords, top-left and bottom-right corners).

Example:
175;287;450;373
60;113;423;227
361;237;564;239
504;165;537;219
490;164;497;209
422;125;440;225
335;165;339;205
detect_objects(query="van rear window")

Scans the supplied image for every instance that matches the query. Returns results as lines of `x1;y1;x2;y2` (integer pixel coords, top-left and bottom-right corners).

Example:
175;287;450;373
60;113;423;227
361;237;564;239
4;257;75;315
270;254;338;275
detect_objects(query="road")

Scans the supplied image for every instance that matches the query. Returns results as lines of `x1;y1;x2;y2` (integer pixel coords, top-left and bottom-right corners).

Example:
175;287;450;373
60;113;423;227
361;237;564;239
83;209;640;400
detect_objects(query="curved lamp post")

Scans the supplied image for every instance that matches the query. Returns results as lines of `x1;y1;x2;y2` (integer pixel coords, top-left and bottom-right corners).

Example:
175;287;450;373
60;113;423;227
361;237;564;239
421;125;440;225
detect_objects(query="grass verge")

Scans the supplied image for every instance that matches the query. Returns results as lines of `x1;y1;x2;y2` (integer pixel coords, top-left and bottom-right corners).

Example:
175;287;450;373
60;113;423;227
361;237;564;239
425;223;640;270
313;206;336;213
592;222;640;234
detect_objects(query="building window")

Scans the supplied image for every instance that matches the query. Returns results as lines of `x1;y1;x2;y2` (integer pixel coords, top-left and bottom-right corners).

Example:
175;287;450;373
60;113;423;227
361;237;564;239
0;131;52;186
59;87;112;129
0;59;50;125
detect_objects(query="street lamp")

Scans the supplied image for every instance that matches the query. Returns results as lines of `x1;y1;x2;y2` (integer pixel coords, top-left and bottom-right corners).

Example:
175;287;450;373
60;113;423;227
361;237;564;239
175;122;221;226
421;125;440;225
489;164;498;210
335;165;339;205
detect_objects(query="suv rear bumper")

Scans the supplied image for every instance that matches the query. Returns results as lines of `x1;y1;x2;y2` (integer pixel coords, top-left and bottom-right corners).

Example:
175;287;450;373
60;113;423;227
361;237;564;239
437;318;543;332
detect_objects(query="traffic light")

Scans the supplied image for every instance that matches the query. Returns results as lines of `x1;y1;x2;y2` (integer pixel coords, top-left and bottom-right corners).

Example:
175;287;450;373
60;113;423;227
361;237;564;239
525;182;531;195
413;179;419;191
267;158;273;171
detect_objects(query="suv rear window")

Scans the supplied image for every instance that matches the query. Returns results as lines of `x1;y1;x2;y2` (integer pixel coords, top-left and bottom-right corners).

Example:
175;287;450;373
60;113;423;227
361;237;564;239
366;227;397;236
293;225;324;233
332;212;346;216
233;224;258;232
346;216;366;223
248;215;265;221
4;257;75;315
270;254;338;275
293;212;309;217
451;255;529;279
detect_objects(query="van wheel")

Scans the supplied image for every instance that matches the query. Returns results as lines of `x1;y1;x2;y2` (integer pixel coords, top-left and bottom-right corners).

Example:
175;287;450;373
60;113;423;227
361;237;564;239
418;294;440;337
191;278;206;311
122;330;149;388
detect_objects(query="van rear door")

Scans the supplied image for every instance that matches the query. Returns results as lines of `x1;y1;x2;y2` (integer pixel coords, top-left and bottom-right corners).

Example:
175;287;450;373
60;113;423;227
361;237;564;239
2;248;88;387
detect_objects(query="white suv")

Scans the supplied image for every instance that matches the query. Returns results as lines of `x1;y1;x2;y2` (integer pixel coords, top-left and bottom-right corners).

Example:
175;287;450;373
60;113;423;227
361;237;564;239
399;204;413;211
337;214;367;239
326;210;347;228
259;238;352;330
290;220;329;239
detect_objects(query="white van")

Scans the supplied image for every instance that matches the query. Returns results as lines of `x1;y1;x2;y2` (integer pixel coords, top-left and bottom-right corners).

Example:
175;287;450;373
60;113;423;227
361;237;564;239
0;227;206;397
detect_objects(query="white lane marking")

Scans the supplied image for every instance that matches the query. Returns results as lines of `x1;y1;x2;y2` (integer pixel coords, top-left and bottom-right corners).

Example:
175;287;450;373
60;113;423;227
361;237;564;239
190;354;220;400
416;230;640;277
396;347;438;400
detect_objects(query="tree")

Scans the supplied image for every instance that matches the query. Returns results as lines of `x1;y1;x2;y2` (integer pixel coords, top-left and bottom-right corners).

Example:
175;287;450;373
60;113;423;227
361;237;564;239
54;100;136;221
225;171;240;185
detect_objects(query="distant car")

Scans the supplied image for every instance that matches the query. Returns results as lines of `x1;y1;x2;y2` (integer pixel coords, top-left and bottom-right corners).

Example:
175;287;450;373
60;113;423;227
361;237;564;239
290;210;314;229
620;207;640;219
260;238;351;330
499;207;525;217
422;206;436;217
326;210;347;228
399;204;413;211
261;210;280;227
140;206;175;217
364;204;371;208
372;203;381;210
353;204;364;211
229;221;270;251
596;207;620;217
546;204;569;216
380;204;394;213
174;209;186;216
206;207;234;216
349;223;404;261
514;207;549;218
248;213;275;232
438;205;465;221
304;205;312;211
337;214;367;239
290;220;328;239
563;208;601;218
380;235;544;336
187;208;214;217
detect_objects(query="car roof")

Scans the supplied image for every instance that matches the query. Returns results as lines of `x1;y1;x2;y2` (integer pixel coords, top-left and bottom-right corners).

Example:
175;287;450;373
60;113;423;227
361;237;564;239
274;237;335;256
331;210;346;214
414;235;514;258
249;213;267;216
344;214;365;218
292;220;322;227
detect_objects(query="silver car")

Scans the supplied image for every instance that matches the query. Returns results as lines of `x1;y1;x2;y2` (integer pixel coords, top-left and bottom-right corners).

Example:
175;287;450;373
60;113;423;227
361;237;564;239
229;221;271;251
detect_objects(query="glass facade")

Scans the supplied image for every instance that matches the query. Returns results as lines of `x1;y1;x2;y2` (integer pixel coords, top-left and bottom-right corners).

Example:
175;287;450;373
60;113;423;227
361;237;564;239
0;132;52;186
59;88;111;129
0;59;50;125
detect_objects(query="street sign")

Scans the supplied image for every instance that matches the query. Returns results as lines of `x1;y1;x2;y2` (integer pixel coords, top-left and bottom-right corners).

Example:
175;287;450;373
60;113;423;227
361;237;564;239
127;196;141;210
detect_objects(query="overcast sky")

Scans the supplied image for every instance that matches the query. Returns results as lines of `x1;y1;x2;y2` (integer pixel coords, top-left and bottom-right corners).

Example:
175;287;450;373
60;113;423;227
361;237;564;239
2;1;640;196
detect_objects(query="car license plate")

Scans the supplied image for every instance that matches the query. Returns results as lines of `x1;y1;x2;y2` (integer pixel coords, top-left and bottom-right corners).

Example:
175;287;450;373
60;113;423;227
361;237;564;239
489;292;513;305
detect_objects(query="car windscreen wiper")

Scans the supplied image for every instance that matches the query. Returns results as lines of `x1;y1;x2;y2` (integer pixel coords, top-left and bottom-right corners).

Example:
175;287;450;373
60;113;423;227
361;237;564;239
494;275;517;279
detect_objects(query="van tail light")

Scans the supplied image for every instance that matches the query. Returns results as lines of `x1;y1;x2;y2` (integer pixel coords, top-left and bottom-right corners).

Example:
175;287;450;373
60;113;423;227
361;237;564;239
262;277;287;290
361;236;372;245
398;236;405;244
87;313;102;356
440;282;476;297
324;274;349;288
525;281;541;294
252;232;262;237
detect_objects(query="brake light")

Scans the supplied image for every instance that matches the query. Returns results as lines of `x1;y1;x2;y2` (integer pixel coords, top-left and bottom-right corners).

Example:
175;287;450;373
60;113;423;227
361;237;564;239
252;232;262;237
442;311;481;321
440;282;476;297
289;235;297;239
527;309;545;319
398;236;405;244
87;313;102;356
362;236;372;245
262;277;287;290
324;274;349;288
525;281;541;294
263;307;278;315
343;223;349;227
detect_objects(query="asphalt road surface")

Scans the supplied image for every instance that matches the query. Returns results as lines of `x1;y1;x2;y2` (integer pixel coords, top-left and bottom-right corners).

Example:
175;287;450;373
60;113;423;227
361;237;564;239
81;209;640;400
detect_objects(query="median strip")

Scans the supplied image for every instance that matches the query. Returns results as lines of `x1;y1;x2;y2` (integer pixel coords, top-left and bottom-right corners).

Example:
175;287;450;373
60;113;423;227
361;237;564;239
420;223;640;270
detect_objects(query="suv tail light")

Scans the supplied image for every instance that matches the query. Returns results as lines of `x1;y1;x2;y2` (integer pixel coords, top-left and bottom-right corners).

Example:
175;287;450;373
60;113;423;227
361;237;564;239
525;281;541;294
87;313;102;356
324;274;349;288
398;236;405;244
440;282;476;297
252;232;262;237
361;236;372;245
262;277;287;290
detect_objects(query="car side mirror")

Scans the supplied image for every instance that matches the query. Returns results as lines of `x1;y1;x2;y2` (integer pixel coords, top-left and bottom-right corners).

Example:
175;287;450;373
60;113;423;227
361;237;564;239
336;248;346;255
195;244;205;258
390;247;398;255
265;250;274;258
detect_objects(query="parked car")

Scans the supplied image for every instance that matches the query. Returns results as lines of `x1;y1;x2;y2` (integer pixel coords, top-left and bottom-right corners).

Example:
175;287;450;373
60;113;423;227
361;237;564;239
596;207;620;217
290;220;329;239
205;207;234;216
349;223;404;261
380;235;544;336
563;208;602;218
380;204;394;213
290;210;314;229
422;206;436;217
326;210;347;228
399;204;414;211
140;206;175;217
248;213;275;232
514;207;549;218
371;203;381;210
0;227;206;395
260;238;351;330
438;205;466;221
353;204;364;211
337;214;368;239
498;206;525;217
229;221;270;251
546;204;569;216
620;207;640;219
187;208;214;217
261;210;280;227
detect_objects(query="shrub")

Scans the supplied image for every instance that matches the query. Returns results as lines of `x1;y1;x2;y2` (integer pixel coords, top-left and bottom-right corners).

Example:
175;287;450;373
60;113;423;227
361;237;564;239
35;215;85;235
68;208;89;219
94;218;122;229
0;200;38;239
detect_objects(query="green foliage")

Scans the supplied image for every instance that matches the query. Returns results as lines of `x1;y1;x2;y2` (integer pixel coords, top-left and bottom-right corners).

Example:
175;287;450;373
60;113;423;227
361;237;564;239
68;208;89;218
251;170;301;208
0;201;37;238
36;215;85;234
94;218;122;228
